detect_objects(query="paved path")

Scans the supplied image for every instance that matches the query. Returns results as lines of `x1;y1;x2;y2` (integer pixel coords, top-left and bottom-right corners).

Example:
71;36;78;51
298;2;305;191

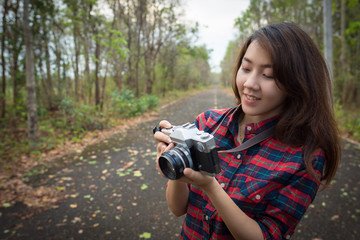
0;87;359;240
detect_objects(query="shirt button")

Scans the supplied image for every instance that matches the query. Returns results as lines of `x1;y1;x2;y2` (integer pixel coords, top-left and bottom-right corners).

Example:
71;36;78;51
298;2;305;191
205;215;209;221
247;126;252;131
237;154;242;159
220;183;225;188
255;194;261;200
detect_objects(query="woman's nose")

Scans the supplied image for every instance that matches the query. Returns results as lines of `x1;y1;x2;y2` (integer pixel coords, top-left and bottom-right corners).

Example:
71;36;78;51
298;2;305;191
243;72;260;90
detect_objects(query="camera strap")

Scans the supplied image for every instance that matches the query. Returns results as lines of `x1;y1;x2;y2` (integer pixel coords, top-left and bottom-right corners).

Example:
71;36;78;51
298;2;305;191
218;126;275;153
210;105;276;153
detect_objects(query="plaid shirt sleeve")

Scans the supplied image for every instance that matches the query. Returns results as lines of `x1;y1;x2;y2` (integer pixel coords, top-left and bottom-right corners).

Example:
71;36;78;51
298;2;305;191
255;148;325;240
179;107;325;240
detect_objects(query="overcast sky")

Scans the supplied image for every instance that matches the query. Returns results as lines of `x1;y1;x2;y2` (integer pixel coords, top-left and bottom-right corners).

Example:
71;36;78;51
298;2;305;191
183;0;250;73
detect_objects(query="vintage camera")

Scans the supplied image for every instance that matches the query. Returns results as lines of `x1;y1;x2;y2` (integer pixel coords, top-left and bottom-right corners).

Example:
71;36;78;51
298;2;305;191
156;122;220;180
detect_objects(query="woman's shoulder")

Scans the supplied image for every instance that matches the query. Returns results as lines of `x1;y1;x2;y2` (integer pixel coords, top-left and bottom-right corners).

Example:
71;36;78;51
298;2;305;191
195;107;235;130
199;106;236;121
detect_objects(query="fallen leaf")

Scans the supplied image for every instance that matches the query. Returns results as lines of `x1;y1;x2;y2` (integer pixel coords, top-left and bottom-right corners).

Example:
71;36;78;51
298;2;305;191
141;184;148;190
2;203;11;208
70;193;79;198
139;232;151;239
133;170;142;177
113;147;121;152
128;149;139;156
70;203;77;208
71;217;82;223
118;161;135;172
56;186;65;191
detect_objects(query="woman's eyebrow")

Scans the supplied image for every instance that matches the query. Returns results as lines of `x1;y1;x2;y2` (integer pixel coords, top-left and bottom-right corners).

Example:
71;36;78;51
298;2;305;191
243;57;272;68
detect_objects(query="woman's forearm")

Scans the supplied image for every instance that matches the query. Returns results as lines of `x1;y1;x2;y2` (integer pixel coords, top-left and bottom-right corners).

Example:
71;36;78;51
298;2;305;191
166;180;189;217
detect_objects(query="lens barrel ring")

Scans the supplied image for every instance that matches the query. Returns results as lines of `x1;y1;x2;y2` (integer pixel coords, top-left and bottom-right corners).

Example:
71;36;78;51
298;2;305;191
159;145;193;180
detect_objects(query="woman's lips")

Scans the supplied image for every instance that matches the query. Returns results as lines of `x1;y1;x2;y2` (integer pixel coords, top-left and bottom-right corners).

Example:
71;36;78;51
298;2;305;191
243;93;261;104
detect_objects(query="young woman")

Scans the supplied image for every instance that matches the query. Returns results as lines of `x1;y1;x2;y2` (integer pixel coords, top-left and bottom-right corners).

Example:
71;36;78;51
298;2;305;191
154;22;341;240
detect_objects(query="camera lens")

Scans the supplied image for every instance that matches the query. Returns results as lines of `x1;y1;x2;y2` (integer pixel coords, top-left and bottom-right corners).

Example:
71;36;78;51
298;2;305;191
159;145;193;180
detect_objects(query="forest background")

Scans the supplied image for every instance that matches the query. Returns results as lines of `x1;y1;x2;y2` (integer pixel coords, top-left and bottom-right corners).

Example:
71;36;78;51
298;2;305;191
0;0;359;174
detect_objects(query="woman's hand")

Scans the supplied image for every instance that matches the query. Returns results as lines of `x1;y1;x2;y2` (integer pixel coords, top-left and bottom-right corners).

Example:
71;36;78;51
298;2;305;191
181;168;217;192
154;120;174;177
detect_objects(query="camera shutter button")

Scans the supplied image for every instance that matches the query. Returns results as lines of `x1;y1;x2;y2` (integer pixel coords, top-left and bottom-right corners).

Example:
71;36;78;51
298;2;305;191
200;133;210;139
196;130;204;135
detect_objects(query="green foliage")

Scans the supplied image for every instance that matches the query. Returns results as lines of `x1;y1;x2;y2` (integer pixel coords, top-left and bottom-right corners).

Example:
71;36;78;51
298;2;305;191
110;89;159;118
59;97;107;132
334;102;360;141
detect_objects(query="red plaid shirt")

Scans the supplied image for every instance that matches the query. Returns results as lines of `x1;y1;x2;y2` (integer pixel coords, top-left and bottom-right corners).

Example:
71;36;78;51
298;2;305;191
179;106;325;240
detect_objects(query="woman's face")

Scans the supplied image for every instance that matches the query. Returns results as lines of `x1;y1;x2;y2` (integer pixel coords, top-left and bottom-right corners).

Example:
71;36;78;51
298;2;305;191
236;41;286;123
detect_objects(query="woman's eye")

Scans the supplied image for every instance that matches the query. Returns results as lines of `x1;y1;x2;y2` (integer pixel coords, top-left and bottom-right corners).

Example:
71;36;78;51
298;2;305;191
263;74;274;79
241;67;250;72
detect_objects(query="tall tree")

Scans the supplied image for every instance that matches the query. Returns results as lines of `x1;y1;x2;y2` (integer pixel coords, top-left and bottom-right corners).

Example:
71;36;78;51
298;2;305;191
1;0;9;118
340;0;348;103
323;0;334;81
23;0;39;150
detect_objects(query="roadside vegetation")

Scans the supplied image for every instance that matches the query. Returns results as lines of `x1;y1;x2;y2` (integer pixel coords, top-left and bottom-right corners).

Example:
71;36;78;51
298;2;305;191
0;86;208;176
335;103;360;142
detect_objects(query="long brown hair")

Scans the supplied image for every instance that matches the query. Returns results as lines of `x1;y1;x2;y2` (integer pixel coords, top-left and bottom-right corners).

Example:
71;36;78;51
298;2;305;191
232;22;341;188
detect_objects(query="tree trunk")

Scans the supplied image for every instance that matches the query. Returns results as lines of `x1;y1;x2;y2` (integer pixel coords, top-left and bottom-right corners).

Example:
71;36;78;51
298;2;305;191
100;62;109;111
11;0;20;108
23;0;39;151
73;6;80;102
52;28;62;98
323;0;333;81
1;0;8;118
43;18;55;110
340;0;349;104
125;0;134;89
94;28;100;106
81;0;92;104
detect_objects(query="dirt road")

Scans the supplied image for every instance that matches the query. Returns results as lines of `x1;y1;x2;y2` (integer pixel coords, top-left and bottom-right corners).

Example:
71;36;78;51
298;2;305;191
0;87;359;240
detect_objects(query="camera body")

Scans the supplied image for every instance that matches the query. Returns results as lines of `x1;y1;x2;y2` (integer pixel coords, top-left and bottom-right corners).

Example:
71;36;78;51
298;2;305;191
159;122;221;180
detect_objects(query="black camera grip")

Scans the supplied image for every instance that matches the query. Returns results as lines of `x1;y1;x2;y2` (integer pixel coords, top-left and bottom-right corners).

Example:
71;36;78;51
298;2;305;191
152;126;162;135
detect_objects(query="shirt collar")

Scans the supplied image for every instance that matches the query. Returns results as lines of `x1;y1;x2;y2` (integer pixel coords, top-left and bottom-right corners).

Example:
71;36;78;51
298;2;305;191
227;104;280;137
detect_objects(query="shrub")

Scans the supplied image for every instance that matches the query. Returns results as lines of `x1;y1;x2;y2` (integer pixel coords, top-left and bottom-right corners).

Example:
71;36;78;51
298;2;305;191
334;101;360;141
110;89;159;118
58;97;107;132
